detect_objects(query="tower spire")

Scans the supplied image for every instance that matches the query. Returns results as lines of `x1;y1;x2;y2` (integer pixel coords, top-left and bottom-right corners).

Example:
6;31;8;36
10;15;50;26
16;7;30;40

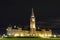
31;8;34;17
30;8;36;28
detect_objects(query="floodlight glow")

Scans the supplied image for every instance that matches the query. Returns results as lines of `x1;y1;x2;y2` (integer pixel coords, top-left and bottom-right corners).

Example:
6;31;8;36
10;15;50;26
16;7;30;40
14;33;19;37
21;34;24;36
54;35;56;37
33;34;35;36
39;34;44;38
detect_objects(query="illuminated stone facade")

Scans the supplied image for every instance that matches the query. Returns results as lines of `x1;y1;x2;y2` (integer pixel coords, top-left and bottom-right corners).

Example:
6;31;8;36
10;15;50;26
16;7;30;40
6;8;52;38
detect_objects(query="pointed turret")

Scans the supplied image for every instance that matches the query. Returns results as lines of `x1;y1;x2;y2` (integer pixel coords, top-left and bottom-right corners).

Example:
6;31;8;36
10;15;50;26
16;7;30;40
31;8;35;17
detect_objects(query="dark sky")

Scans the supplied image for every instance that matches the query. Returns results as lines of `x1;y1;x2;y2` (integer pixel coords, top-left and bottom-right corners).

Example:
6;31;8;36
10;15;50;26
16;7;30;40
0;0;60;34
0;0;59;26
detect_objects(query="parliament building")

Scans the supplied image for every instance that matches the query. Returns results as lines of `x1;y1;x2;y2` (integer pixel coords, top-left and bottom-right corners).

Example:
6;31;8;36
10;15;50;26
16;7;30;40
6;8;52;38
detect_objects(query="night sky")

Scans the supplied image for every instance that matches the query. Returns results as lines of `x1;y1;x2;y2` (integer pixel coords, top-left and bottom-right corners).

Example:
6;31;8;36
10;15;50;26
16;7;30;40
0;0;60;34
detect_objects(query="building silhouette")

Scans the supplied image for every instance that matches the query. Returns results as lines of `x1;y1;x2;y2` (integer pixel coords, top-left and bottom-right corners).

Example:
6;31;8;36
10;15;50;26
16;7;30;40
6;8;52;38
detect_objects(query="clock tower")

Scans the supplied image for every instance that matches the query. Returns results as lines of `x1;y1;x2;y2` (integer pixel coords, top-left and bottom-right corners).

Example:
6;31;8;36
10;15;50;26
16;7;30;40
30;8;36;36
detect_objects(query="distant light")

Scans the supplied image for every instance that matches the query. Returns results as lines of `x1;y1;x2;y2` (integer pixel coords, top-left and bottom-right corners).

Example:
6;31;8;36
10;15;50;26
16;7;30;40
6;29;8;31
54;35;56;37
14;25;16;28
